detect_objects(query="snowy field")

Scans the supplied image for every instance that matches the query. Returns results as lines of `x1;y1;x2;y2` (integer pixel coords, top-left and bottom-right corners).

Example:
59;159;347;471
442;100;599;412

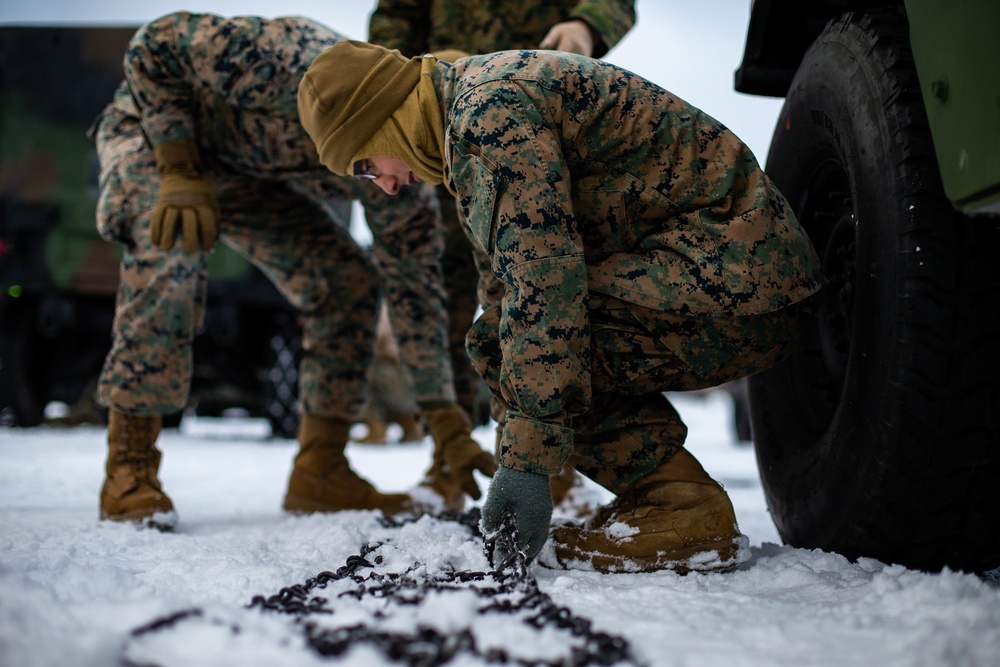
2;391;999;667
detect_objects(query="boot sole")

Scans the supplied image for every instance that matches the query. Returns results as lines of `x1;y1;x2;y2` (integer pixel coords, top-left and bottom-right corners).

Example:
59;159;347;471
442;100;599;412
553;535;746;574
99;508;177;532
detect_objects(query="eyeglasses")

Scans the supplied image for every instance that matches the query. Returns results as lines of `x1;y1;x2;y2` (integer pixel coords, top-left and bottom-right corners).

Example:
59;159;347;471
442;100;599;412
353;160;377;180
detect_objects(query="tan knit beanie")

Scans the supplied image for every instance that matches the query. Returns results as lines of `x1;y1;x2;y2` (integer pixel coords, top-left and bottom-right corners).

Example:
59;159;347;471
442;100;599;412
298;40;421;176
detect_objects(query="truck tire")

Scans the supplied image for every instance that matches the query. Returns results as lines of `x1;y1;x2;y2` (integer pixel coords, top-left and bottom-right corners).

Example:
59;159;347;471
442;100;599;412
748;9;1000;573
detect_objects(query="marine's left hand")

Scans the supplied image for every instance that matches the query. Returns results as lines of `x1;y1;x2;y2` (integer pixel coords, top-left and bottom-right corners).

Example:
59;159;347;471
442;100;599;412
481;465;553;568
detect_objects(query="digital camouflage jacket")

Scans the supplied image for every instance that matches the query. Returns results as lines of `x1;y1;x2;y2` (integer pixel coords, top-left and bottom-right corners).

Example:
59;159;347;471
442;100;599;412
368;0;635;57
433;51;823;461
112;12;454;406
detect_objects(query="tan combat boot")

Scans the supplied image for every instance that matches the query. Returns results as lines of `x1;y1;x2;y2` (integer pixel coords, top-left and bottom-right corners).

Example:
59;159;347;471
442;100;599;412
395;413;424;443
283;413;412;515
418;438;465;512
358;417;389;444
417;408;471;513
550;448;747;573
100;409;177;530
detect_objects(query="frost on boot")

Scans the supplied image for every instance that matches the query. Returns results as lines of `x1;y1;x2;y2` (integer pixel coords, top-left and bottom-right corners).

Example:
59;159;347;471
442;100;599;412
100;410;177;531
283;414;412;515
545;448;749;573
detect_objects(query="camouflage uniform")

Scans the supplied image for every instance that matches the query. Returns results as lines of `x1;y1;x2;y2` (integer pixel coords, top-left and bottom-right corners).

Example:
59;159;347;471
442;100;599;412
433;51;823;493
368;0;634;56
92;13;453;422
368;0;635;421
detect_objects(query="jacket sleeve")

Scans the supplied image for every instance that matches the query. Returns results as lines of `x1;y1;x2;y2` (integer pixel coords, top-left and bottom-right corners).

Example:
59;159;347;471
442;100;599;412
568;0;636;57
355;180;457;409
367;0;431;56
124;13;314;146
452;81;591;475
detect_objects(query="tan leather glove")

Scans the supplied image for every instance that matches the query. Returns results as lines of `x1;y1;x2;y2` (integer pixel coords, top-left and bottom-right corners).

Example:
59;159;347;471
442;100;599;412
425;404;497;503
538;19;596;56
151;140;219;253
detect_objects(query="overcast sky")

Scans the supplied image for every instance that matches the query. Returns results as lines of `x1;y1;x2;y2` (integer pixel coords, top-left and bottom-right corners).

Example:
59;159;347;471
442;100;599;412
0;1;784;162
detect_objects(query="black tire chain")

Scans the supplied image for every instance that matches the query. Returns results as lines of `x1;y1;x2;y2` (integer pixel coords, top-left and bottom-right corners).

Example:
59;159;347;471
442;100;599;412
129;509;645;667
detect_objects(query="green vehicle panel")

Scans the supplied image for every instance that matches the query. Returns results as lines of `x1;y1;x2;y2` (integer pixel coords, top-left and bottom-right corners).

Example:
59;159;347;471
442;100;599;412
905;0;1000;213
735;0;1000;214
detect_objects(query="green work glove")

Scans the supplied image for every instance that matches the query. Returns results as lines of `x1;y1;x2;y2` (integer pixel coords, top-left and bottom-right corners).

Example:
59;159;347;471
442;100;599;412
151;140;219;254
481;465;553;568
425;404;497;501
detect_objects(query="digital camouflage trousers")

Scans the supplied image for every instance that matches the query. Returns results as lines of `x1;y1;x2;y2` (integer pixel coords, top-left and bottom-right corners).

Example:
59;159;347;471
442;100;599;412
94;111;378;421
467;292;813;494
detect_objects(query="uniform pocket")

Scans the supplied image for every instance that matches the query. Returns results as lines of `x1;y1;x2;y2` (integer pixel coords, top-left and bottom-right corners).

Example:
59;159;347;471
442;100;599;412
451;139;501;254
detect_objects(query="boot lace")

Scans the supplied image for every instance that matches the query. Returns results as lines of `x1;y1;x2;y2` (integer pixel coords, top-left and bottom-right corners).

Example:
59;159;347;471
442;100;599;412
116;417;162;486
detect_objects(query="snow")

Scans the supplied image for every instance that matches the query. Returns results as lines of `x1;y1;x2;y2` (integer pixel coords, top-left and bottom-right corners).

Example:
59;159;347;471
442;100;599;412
1;3;996;664
3;391;999;667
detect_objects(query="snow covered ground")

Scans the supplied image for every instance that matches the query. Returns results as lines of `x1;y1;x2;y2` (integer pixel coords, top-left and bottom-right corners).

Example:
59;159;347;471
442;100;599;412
2;391;999;667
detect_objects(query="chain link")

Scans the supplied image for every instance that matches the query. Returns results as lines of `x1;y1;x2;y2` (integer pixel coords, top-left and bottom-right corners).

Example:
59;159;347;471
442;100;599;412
131;509;645;667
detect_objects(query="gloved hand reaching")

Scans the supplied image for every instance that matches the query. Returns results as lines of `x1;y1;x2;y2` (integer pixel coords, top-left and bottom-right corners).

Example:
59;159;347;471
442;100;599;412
481;465;553;568
151;140;219;253
424;404;497;508
538;19;596;56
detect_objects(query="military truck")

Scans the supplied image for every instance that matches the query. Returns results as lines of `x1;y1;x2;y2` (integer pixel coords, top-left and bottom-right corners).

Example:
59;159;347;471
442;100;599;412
0;25;304;437
735;1;1000;572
